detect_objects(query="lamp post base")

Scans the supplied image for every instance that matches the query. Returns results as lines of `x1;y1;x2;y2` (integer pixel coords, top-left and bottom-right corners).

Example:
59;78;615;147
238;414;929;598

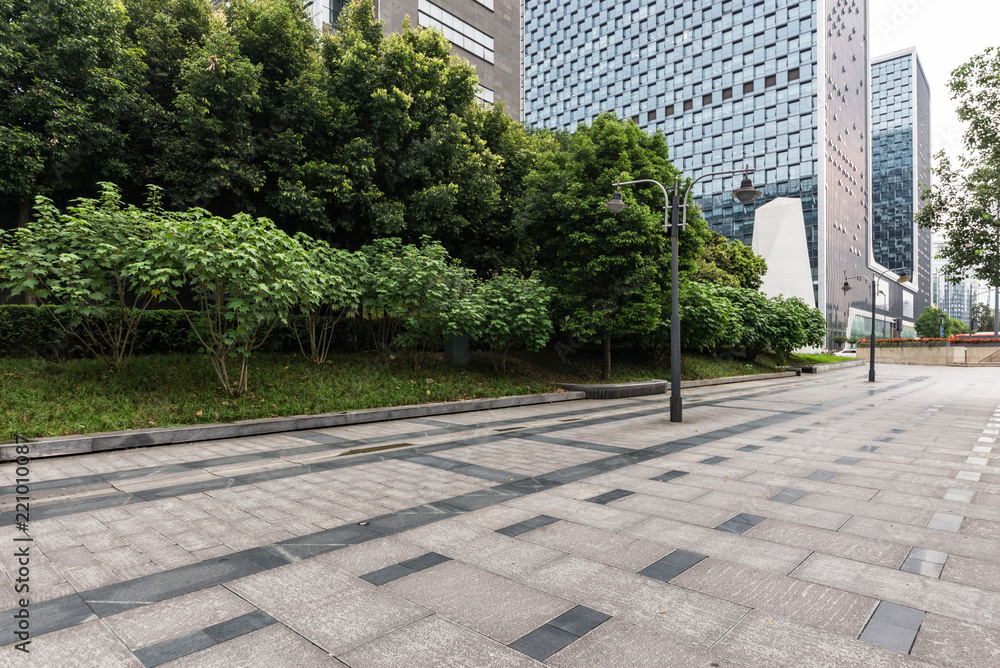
670;396;683;422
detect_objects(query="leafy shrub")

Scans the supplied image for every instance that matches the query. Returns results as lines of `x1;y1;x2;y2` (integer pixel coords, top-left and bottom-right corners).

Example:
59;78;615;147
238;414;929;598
133;310;200;355
0;185;164;370
146;209;311;395
476;270;554;373
361;238;483;366
289;235;364;364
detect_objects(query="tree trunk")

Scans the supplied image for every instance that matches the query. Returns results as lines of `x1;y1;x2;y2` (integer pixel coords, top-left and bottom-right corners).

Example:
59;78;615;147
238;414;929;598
602;337;611;380
19;200;36;306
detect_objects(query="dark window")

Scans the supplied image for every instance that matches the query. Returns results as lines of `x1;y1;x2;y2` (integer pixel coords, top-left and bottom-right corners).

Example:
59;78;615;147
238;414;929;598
631;114;640;124
743;81;754;94
648;109;657;122
765;74;776;87
788;67;800;81
703;93;713;105
684;99;694;111
665;104;675;116
722;87;733;100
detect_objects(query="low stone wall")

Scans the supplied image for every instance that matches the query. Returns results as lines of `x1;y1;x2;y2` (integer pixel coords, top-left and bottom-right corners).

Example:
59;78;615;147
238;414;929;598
857;344;1000;366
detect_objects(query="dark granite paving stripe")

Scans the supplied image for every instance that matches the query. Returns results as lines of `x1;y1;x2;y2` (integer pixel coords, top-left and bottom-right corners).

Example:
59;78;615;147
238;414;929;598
858;445;879;453
509;605;611;661
496;515;560;537
404;454;520;482
516;433;631;454
836;456;861;465
638;549;707;583
806;470;837;482
0;375;928;645
769;488;808;504
715;513;766;535
651;470;688;483
135;610;276;667
858;601;925;654
737;445;762;452
585;489;635;505
699;456;729;465
360;552;451;585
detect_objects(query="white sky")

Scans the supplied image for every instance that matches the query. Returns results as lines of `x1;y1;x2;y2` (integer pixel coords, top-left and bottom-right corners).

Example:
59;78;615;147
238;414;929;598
869;0;999;161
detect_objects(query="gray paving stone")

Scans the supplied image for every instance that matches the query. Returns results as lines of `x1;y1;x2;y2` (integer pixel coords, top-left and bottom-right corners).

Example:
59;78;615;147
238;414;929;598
385;560;572;644
910;612;1000;667
520;520;672;572
715;513;766;535
791;552;1000;632
673;558;877;636
158;623;341;668
769;488;808;504
711;610;928;667
807;470;837;482
546;617;737;667
858;618;919;654
627;516;812;575
20;619;142;668
104;585;256;650
519;555;749;647
339;615;540;667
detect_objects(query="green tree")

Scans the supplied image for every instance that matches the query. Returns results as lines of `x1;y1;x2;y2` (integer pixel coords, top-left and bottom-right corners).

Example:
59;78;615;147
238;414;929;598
768;295;826;364
917;48;1000;289
914;306;967;338
520;113;709;379
971;300;995;333
320;0;501;249
716;286;773;363
692;230;768;289
0;0;144;224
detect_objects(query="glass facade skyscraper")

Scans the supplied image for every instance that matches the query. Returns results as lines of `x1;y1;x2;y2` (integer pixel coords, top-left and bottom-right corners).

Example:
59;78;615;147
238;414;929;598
523;0;895;342
870;48;932;327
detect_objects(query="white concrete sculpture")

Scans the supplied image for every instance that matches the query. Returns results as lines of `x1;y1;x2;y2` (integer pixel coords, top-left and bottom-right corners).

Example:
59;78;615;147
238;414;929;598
751;197;816;307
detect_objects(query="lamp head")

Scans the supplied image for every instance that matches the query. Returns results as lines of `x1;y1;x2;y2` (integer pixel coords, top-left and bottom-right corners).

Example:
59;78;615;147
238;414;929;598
732;173;762;204
604;190;627;213
895;270;911;283
841;273;852;294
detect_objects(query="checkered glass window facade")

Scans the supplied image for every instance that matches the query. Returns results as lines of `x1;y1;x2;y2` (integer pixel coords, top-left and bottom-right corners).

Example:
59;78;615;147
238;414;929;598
871;55;914;273
523;0;821;273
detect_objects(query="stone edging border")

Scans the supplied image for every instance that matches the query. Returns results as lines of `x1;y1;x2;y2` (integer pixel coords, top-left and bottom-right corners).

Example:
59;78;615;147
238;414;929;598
789;359;867;374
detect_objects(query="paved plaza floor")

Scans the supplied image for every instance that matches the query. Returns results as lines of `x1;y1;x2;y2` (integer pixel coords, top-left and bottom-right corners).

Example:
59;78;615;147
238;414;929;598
3;364;1000;666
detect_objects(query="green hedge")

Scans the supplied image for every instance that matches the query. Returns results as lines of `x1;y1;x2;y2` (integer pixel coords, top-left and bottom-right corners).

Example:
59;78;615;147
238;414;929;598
0;305;63;358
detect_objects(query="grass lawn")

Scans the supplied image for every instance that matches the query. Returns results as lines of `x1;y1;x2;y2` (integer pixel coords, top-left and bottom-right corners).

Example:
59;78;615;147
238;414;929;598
0;347;853;439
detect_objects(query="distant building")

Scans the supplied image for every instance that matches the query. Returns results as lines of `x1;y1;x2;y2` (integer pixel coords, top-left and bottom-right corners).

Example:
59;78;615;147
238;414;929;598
869;48;932;334
307;0;521;115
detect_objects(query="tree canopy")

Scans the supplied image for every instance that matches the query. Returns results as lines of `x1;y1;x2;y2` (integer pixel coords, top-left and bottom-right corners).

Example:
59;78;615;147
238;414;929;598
917;47;1000;287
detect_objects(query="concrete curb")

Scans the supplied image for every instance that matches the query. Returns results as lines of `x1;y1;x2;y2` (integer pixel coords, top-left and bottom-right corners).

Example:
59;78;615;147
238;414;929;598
789;359;867;374
1;391;586;462
558;370;805;399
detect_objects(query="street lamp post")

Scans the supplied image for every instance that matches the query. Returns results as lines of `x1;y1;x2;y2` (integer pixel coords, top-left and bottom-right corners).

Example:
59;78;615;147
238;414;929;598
842;267;911;382
606;169;762;422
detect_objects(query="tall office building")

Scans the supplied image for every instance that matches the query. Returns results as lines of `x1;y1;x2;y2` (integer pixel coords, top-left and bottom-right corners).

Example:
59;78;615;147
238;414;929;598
523;0;910;342
869;48;931;336
308;0;522;114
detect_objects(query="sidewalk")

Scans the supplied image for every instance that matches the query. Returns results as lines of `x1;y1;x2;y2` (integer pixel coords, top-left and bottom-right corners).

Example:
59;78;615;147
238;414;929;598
2;365;999;666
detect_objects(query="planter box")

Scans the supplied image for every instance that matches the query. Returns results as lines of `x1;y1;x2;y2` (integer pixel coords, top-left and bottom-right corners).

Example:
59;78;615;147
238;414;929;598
857;344;1000;365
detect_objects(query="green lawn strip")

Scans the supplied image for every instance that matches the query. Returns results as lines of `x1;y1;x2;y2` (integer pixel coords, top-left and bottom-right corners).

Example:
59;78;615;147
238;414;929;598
789;353;856;365
1;349;793;439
